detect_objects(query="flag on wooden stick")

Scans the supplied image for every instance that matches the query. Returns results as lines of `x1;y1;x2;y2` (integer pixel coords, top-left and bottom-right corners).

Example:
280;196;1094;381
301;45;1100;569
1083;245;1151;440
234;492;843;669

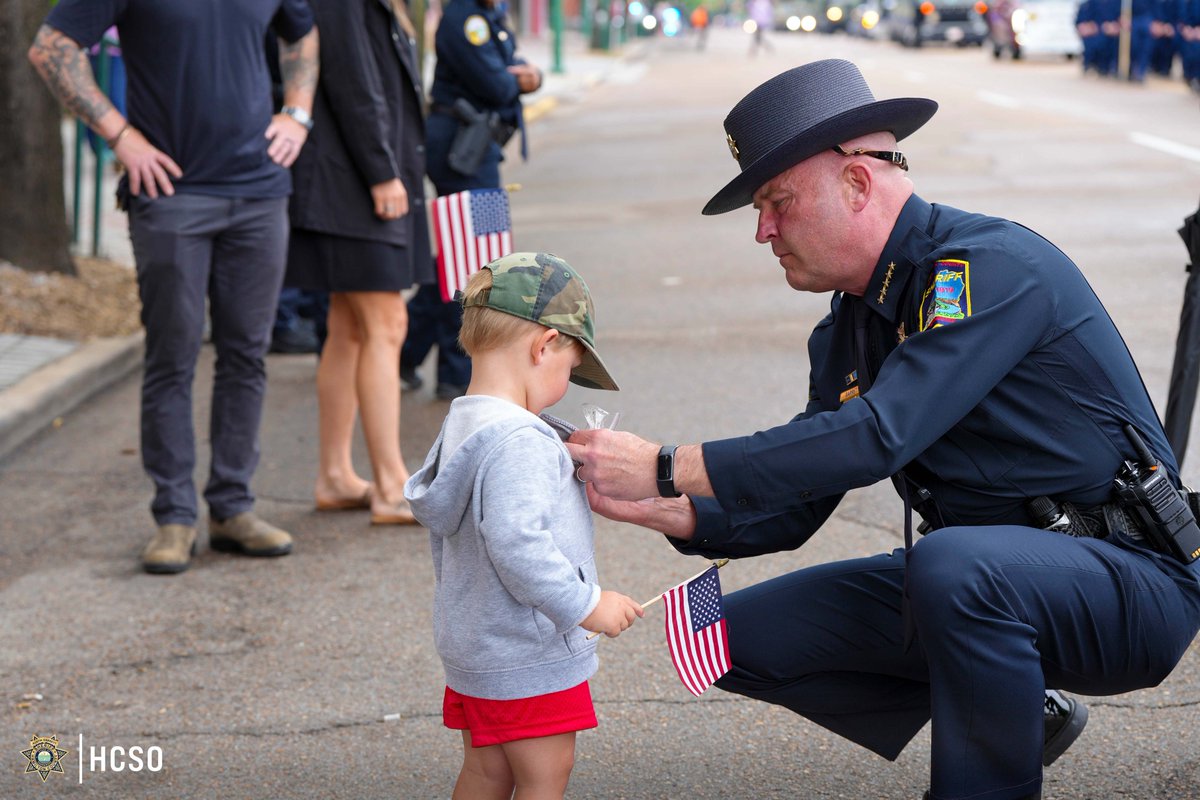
432;188;513;302
662;564;732;697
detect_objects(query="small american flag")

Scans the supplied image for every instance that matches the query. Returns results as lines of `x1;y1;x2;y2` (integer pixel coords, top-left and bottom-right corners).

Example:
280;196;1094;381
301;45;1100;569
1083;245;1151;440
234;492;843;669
663;565;732;697
432;188;513;302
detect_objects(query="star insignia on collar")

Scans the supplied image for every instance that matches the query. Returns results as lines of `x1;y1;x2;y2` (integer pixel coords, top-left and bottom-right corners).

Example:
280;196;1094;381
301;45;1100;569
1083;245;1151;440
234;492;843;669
726;133;740;162
877;262;896;304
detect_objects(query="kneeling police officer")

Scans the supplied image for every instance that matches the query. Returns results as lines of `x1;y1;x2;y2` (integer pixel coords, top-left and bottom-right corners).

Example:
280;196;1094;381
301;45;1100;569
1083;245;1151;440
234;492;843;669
567;60;1200;800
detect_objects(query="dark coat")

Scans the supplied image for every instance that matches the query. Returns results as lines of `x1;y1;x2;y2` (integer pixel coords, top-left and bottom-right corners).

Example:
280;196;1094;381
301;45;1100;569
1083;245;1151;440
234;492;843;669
290;0;430;259
682;194;1178;557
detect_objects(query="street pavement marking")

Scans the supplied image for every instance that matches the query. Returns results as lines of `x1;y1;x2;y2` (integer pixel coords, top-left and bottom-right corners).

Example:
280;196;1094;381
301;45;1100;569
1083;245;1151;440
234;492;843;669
977;90;1022;110
1130;132;1200;164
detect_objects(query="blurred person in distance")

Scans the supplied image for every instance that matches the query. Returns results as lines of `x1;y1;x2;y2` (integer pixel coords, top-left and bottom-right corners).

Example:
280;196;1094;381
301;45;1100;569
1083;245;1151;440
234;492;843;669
400;0;542;401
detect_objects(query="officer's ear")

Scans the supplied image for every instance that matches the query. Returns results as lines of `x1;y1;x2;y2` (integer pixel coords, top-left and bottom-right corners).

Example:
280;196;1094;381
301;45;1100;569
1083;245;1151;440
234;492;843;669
842;160;872;213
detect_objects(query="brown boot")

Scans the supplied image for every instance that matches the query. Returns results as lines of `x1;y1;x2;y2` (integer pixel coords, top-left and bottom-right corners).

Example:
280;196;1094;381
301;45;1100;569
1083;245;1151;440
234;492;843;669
141;524;198;574
209;512;293;557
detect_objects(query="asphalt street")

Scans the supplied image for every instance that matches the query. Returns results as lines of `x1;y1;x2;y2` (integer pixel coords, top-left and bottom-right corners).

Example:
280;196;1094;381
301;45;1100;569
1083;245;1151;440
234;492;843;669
3;25;1200;799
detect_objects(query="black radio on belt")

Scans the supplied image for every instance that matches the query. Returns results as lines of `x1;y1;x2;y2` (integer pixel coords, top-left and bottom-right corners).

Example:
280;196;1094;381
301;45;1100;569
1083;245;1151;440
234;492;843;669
1113;424;1200;564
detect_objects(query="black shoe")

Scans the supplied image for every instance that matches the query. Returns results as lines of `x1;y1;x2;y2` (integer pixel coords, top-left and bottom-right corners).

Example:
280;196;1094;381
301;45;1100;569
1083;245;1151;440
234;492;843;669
400;365;423;392
435;383;467;401
925;792;1039;800
269;325;321;354
1042;689;1087;766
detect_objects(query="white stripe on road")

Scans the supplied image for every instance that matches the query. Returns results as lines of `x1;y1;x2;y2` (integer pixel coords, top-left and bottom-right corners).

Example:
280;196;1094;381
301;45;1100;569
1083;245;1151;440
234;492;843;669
976;91;1022;110
1130;132;1200;164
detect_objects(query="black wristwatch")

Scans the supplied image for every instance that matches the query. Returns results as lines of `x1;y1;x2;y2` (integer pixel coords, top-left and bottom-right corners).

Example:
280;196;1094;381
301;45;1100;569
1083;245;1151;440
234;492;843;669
657;445;682;498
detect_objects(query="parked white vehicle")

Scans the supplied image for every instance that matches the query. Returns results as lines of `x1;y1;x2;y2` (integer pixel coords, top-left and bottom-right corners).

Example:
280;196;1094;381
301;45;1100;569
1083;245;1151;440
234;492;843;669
986;0;1083;59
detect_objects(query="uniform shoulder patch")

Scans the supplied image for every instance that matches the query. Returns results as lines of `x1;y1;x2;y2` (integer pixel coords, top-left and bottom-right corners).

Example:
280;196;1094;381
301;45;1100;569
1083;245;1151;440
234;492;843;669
464;15;491;45
920;259;972;331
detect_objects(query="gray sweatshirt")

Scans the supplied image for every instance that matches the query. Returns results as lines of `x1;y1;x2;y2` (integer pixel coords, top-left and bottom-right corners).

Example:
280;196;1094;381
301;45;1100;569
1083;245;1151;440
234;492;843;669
404;395;602;700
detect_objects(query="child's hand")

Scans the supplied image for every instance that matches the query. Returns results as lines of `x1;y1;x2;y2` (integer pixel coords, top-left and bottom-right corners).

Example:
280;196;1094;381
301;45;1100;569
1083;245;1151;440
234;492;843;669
581;590;645;638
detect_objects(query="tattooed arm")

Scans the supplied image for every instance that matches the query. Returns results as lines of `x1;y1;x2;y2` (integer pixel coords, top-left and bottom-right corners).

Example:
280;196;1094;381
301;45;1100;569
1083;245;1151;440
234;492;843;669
265;26;320;168
27;24;182;198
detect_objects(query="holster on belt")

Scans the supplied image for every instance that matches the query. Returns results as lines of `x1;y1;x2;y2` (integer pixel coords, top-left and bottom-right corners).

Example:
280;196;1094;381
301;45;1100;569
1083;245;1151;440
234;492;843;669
436;99;517;176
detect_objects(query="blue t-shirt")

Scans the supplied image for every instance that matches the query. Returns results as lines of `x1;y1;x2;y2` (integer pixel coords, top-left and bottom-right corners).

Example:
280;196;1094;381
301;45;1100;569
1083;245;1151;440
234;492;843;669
47;0;313;198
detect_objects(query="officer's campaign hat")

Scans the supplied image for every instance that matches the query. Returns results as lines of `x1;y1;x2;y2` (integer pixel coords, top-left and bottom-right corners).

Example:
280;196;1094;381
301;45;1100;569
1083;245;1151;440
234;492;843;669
703;59;938;215
462;252;619;391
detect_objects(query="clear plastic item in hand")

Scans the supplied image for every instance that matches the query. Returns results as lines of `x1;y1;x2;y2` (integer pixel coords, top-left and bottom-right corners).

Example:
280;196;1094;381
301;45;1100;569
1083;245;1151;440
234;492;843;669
582;403;621;431
539;404;622;443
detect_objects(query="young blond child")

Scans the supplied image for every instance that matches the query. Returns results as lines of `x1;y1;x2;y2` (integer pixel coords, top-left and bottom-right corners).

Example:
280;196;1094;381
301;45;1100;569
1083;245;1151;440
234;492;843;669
404;252;644;799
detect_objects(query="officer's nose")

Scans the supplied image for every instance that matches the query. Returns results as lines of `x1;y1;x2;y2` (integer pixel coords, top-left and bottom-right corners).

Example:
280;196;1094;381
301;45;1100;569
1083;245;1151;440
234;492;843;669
755;209;777;244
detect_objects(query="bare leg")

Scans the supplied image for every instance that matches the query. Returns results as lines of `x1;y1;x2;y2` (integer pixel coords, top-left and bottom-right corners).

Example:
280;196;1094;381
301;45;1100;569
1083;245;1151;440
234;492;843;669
453;731;514;800
502;732;576;800
341;291;411;514
313;294;371;506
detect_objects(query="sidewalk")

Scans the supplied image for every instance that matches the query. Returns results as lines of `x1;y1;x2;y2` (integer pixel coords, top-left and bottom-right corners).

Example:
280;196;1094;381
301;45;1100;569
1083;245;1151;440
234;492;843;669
0;29;646;464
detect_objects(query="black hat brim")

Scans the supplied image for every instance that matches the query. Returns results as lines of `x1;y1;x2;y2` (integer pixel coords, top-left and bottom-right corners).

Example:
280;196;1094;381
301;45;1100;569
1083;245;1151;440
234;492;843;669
702;97;938;216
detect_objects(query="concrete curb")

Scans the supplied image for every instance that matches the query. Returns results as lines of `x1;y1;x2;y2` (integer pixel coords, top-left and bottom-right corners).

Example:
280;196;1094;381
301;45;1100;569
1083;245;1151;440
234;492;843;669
0;332;143;463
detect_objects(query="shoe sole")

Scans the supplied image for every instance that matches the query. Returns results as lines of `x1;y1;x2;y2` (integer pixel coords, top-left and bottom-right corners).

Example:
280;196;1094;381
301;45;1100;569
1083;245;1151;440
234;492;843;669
209;538;293;557
142;539;197;575
1043;698;1088;767
142;560;192;574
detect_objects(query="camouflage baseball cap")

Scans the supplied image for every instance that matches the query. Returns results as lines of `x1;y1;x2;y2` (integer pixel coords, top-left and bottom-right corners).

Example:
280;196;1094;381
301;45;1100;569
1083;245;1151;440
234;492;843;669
463;252;618;391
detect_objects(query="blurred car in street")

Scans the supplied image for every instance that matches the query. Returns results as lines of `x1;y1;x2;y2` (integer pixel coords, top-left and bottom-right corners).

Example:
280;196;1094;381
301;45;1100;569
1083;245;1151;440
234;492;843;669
821;0;853;31
774;0;823;31
773;0;852;32
848;0;892;37
887;0;990;46
985;0;1082;59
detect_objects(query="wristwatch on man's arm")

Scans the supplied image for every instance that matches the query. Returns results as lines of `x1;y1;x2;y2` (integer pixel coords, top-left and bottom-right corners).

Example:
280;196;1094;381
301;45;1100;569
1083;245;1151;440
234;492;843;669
657;445;682;498
281;105;313;131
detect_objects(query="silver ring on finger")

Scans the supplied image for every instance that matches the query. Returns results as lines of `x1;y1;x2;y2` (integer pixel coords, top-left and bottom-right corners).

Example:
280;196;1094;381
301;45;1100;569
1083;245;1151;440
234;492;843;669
575;465;587;483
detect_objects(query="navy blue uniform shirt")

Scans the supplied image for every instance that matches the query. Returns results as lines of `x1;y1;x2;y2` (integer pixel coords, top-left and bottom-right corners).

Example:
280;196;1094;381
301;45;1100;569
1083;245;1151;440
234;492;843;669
683;195;1175;557
429;0;524;126
47;0;314;198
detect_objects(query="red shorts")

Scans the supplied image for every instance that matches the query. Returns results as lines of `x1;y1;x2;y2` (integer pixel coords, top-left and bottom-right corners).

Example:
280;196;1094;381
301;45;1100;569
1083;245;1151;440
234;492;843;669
442;682;598;747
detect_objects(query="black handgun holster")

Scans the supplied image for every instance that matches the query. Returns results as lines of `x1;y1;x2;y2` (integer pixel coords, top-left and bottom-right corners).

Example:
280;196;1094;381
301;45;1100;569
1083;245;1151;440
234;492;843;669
446;98;494;176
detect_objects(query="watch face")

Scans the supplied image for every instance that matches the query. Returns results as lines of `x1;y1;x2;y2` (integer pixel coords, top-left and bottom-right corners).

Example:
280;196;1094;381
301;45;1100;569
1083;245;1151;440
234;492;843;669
657;448;674;480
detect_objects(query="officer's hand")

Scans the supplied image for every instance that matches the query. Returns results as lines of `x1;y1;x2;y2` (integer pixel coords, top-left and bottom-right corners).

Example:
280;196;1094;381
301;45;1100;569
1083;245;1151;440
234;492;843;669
584;483;699;542
507;63;543;94
370;178;409;220
113;129;183;199
265;113;309;168
566;428;660;501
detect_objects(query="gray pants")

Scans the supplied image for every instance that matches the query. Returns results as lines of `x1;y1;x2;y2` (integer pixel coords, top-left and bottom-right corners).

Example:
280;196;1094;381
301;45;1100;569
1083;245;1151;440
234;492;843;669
128;193;288;526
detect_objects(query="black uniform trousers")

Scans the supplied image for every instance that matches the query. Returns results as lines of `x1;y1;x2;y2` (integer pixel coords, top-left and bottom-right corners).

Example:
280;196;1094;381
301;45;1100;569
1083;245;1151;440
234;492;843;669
716;525;1200;800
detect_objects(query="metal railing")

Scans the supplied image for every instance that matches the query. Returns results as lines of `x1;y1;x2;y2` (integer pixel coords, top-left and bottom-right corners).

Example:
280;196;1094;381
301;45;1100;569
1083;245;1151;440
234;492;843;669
70;32;120;257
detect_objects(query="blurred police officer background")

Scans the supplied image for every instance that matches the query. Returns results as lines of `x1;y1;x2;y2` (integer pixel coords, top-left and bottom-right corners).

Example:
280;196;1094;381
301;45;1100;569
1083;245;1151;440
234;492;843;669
400;0;542;401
